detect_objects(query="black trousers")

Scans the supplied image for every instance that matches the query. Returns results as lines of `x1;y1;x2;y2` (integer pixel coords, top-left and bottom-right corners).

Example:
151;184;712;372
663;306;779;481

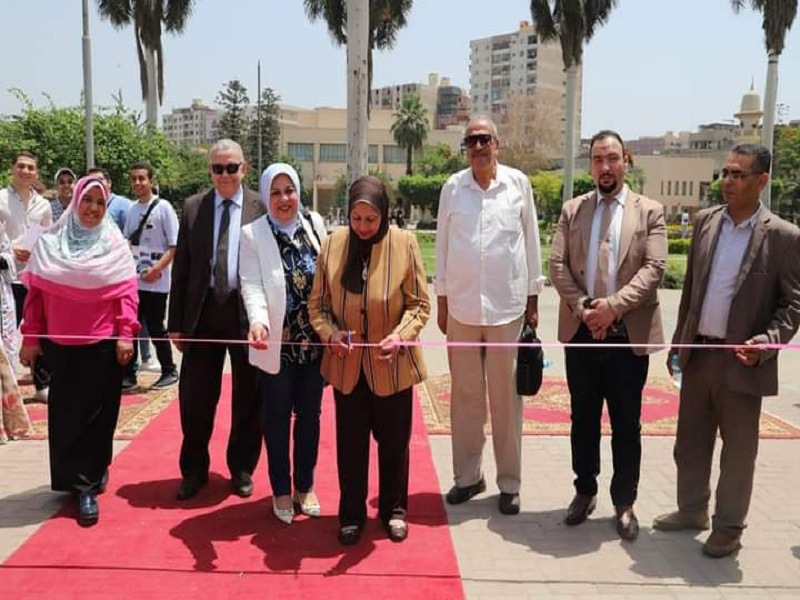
564;323;649;507
178;291;260;480
127;290;176;378
43;339;122;493
13;283;51;391
333;375;412;527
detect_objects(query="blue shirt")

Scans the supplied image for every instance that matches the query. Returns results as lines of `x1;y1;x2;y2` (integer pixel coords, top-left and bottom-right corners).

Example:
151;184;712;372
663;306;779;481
107;193;132;231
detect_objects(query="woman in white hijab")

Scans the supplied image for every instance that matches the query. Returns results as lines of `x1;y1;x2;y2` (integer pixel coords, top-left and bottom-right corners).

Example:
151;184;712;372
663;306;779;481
239;163;327;525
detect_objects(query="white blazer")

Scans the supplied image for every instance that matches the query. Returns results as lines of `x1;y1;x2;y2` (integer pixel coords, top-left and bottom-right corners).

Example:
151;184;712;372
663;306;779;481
239;211;327;374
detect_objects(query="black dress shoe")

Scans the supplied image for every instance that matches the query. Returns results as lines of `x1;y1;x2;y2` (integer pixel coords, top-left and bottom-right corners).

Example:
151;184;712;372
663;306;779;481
152;371;179;389
445;477;486;505
231;473;254;498
98;470;109;494
78;492;99;527
615;505;640;541
564;493;597;526
498;492;521;515
176;475;208;500
338;525;362;546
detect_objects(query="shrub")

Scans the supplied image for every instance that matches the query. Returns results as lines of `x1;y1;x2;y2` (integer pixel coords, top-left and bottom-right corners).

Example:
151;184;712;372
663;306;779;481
668;238;691;254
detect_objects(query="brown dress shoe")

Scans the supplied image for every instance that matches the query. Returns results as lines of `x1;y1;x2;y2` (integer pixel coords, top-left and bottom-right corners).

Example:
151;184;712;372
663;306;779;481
615;505;639;541
564;493;597;526
652;510;710;531
702;530;742;558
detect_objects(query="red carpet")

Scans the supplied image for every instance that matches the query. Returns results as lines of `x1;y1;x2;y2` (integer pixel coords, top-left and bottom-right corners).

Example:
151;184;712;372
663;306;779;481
0;376;464;599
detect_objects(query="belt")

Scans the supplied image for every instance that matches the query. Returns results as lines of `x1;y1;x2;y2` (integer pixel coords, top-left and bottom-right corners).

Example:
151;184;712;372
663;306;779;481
694;335;726;345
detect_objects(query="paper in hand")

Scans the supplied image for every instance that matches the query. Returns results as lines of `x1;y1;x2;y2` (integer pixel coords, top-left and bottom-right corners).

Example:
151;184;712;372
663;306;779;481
19;223;44;251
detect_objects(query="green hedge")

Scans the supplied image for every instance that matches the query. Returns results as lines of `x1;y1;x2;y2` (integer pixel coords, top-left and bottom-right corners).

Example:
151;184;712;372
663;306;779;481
668;238;691;254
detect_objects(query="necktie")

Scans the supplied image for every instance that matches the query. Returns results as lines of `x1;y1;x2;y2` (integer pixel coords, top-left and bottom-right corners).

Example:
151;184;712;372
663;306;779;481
594;200;613;298
214;199;231;302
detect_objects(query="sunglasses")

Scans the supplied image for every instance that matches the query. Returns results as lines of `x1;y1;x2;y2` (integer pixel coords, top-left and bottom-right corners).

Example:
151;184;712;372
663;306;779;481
462;134;495;148
211;162;242;175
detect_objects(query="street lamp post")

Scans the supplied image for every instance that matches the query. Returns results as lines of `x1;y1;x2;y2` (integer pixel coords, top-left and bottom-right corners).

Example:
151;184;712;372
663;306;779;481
82;0;95;168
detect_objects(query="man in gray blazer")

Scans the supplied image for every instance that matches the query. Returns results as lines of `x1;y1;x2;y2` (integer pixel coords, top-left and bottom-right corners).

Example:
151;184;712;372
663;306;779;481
655;143;800;558
168;139;265;501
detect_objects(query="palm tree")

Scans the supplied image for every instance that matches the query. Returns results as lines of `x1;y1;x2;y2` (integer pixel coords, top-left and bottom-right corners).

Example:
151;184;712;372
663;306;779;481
530;0;618;203
391;94;429;175
731;0;798;208
303;0;414;108
96;0;195;127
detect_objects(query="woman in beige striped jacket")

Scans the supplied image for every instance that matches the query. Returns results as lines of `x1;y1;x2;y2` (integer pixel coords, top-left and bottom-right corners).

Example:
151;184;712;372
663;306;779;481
309;176;429;546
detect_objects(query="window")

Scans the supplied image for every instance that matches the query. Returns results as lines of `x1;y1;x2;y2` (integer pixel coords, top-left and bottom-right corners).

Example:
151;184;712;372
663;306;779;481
667;181;671;195
383;145;406;164
660;181;664;195
319;143;346;163
689;181;694;197
681;181;687;196
287;143;313;162
369;145;378;164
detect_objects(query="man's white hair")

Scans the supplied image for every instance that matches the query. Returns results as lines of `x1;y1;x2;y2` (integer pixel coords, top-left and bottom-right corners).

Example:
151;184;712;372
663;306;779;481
465;114;498;138
207;139;245;162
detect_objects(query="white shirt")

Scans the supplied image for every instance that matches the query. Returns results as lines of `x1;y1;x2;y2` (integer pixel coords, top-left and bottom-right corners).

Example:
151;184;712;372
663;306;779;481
0;185;53;280
211;187;243;291
124;196;180;294
435;164;545;326
585;186;628;298
697;206;761;339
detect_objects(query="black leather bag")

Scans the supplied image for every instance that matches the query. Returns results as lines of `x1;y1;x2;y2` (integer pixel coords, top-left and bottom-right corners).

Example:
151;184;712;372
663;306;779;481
517;324;544;396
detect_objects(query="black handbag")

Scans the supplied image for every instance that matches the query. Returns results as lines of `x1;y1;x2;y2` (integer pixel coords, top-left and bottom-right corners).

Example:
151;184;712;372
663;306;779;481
517;323;544;396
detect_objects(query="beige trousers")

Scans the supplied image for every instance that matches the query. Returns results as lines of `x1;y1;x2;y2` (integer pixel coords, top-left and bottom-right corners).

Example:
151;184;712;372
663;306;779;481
447;314;524;494
675;349;762;534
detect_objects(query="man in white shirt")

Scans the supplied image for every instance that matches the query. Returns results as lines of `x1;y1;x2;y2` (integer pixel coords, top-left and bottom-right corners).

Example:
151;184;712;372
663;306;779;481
435;116;544;515
0;151;53;401
122;161;179;391
550;131;667;541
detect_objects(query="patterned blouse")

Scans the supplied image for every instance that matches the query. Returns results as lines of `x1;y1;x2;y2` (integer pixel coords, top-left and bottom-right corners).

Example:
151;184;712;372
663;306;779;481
269;217;321;366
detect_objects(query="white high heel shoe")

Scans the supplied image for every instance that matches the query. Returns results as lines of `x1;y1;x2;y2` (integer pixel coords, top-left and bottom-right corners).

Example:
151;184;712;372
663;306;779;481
294;491;321;518
272;496;294;525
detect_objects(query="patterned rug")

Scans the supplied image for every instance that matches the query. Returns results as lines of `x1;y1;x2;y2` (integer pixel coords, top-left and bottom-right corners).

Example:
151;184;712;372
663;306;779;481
418;373;800;439
18;372;177;440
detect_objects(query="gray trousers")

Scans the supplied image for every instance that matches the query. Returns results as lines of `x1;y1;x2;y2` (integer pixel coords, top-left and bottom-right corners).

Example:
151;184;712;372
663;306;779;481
675;348;762;535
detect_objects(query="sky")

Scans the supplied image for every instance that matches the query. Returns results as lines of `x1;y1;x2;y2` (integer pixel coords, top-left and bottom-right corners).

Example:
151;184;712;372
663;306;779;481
2;0;800;139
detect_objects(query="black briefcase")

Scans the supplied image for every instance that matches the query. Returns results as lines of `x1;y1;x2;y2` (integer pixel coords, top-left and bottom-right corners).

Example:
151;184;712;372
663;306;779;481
517;324;544;396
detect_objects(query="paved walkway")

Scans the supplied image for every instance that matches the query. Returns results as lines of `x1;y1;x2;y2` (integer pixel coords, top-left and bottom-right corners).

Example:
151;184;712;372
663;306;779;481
2;287;800;598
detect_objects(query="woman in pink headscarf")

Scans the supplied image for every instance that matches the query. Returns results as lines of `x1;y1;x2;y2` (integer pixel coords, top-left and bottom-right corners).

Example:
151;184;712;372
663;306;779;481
19;175;139;527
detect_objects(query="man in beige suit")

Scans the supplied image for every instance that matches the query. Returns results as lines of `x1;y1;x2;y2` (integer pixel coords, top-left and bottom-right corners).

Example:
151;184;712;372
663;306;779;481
550;130;666;541
654;143;800;558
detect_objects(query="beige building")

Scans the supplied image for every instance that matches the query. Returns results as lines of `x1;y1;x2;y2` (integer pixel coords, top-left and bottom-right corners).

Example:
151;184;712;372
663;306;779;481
161;99;222;146
371;73;470;130
279;105;462;215
636;155;716;219
470;20;581;154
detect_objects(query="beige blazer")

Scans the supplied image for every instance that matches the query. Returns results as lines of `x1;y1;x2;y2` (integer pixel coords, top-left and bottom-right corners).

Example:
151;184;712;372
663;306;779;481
550;190;667;355
672;206;800;396
309;227;429;397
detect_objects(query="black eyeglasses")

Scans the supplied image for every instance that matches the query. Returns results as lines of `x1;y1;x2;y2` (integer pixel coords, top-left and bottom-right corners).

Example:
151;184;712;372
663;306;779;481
462;134;495;148
719;168;764;182
211;162;242;175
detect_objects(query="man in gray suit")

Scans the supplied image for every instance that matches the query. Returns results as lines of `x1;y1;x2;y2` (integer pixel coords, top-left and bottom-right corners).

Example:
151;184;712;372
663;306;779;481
655;143;800;557
168;139;265;501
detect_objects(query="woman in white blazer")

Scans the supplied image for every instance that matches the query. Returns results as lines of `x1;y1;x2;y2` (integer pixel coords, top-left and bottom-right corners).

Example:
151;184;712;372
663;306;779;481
239;163;327;525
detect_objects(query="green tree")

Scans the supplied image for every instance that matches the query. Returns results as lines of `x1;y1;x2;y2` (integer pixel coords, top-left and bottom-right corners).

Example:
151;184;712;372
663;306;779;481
415;143;466;176
247;87;282;175
303;0;414;110
214;80;250;148
530;170;562;220
391;94;428;175
96;0;195;126
0;91;200;207
731;0;797;207
530;0;618;202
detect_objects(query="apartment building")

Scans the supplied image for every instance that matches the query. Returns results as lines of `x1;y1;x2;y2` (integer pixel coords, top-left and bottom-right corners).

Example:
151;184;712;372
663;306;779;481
161;99;222;146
